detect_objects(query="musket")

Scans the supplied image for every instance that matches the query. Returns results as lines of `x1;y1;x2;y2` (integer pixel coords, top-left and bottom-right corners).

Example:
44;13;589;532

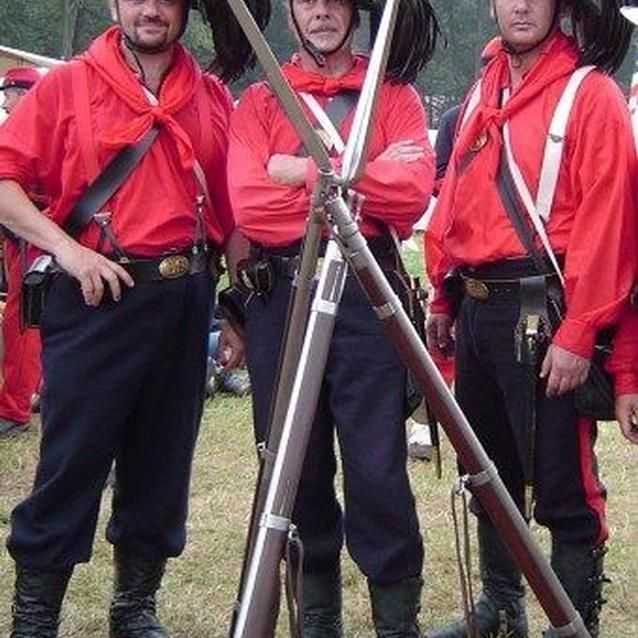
228;1;401;636
226;0;592;635
229;211;323;636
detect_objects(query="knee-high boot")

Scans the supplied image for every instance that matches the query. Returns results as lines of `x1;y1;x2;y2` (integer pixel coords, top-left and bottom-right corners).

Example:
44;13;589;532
368;575;424;638
109;546;169;638
10;564;73;638
427;518;528;638
543;541;608;638
302;567;343;638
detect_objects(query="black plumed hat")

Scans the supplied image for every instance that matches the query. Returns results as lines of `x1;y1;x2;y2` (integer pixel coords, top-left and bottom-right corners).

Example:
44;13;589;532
357;0;441;83
194;0;272;83
562;0;634;72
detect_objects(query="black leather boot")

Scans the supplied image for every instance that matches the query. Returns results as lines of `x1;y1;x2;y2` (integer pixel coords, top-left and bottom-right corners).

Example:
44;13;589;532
543;542;608;638
109;547;169;638
11;565;73;638
302;567;343;638
368;575;423;638
426;519;528;638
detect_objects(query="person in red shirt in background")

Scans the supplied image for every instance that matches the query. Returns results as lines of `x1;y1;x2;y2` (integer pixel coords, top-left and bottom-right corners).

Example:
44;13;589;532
228;0;438;634
612;1;638;445
0;68;41;116
425;1;636;637
0;66;45;438
0;0;256;634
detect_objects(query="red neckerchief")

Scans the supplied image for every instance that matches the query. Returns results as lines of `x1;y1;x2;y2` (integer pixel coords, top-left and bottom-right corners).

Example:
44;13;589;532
454;31;580;179
81;26;201;171
282;54;368;95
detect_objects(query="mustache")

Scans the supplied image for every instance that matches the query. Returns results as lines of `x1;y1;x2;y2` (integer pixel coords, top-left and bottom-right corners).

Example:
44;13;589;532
135;17;169;28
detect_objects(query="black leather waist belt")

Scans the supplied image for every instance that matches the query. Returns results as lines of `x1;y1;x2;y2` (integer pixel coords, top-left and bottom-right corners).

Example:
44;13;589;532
260;234;397;279
461;272;560;301
461;255;564;280
118;250;215;283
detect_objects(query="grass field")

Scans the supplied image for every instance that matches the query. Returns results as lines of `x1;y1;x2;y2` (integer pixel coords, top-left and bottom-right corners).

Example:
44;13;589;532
0;393;636;637
0;243;636;635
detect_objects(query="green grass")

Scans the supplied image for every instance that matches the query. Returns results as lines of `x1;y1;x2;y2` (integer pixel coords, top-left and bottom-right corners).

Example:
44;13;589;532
1;395;636;636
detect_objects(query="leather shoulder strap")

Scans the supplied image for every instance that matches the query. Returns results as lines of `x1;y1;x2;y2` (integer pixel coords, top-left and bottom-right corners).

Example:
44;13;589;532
295;90;359;156
67;62;160;237
496;152;549;276
65;127;159;237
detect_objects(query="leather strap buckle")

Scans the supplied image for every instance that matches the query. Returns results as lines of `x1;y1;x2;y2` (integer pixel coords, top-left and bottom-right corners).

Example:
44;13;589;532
158;255;191;280
463;278;490;301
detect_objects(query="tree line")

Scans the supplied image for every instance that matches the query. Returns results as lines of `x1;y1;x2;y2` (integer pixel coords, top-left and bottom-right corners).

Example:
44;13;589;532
0;0;633;126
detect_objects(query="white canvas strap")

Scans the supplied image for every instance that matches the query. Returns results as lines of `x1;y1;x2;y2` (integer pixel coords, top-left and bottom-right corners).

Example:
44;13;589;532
459;80;482;132
502;98;562;283
501;66;596;285
536;65;596;222
299;92;346;155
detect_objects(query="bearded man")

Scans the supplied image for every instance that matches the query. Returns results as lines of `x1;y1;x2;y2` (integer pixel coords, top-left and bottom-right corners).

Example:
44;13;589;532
0;0;268;634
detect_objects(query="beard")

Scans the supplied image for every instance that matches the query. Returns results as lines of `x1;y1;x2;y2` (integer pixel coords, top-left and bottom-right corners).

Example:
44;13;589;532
126;18;176;53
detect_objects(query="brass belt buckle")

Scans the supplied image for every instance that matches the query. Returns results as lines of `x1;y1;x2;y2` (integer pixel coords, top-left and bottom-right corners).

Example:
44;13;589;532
464;278;490;301
159;255;190;280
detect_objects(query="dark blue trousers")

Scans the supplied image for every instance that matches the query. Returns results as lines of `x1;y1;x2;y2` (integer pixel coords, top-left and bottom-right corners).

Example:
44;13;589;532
455;294;607;545
245;267;423;585
7;272;213;570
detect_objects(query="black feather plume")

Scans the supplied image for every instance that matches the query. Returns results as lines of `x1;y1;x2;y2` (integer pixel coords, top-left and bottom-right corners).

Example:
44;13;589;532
195;0;272;82
364;0;441;83
563;0;634;73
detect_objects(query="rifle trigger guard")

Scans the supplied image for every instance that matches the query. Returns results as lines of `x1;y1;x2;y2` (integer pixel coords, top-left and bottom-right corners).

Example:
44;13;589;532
260;512;290;533
466;462;499;488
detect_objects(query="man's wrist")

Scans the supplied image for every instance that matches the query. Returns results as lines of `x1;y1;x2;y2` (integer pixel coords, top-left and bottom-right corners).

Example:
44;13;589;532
216;285;247;331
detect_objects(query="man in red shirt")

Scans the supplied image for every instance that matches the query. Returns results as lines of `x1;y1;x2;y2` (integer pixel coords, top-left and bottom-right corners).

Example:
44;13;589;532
0;67;44;439
228;0;437;635
426;1;636;637
0;1;248;635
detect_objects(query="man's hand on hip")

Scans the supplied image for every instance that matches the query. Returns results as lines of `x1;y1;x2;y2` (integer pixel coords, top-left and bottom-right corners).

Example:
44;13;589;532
540;344;590;397
426;313;454;356
54;242;134;307
615;394;638;444
267;154;308;187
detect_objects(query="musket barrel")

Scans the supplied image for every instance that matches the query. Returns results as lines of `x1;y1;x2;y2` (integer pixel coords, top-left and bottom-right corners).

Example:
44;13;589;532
232;242;349;638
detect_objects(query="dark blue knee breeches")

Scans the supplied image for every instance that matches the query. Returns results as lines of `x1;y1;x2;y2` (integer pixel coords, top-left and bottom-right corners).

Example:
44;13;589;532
245;269;424;584
7;272;214;570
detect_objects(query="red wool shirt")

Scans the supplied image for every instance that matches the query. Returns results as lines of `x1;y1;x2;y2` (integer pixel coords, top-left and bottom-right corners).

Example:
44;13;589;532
0;27;235;257
228;55;434;246
426;33;638;359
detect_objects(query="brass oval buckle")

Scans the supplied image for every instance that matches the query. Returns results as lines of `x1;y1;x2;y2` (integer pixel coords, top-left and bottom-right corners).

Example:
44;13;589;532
159;255;190;280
